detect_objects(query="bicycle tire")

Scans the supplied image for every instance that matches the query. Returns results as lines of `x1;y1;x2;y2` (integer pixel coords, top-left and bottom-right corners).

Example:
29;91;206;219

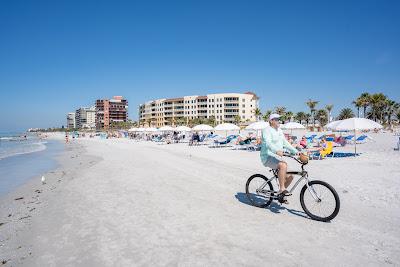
300;180;340;222
245;174;274;208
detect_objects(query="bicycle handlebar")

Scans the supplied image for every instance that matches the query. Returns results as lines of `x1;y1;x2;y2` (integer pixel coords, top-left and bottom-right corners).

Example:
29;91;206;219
282;152;307;165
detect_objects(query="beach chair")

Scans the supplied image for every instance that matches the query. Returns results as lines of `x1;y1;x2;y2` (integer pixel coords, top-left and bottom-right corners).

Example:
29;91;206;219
310;141;333;160
305;134;317;143
232;138;252;150
352;135;368;144
344;135;354;142
210;135;236;148
247;140;261;151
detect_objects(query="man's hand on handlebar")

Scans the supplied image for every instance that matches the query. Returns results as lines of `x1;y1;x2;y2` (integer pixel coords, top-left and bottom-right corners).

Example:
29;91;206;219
280;151;300;157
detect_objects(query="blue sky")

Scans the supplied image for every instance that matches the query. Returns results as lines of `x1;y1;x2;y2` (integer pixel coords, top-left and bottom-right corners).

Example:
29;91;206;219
0;0;399;131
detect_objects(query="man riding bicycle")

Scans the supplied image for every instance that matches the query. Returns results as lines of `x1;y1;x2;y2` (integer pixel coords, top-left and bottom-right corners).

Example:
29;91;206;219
260;114;299;202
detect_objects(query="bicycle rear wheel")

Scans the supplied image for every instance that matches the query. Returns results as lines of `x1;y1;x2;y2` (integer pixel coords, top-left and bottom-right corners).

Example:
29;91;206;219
246;174;274;208
300;180;340;222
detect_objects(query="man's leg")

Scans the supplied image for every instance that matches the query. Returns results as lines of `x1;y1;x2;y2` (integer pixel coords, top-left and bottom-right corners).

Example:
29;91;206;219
277;161;288;193
285;175;294;189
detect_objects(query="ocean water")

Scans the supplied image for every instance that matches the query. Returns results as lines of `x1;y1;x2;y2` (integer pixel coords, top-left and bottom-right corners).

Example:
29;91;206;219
0;132;64;196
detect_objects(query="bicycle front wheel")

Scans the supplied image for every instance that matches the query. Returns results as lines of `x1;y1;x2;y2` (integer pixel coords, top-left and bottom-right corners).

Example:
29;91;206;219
300;180;340;222
246;174;274;208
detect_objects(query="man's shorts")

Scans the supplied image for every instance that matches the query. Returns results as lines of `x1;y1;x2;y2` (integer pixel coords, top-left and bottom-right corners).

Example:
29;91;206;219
263;156;281;169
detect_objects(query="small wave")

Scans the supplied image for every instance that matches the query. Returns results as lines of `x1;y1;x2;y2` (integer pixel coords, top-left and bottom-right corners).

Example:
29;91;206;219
0;142;47;160
0;137;14;140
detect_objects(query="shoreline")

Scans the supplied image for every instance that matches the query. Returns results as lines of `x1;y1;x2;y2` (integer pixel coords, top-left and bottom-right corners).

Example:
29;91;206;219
0;140;102;266
0;139;64;196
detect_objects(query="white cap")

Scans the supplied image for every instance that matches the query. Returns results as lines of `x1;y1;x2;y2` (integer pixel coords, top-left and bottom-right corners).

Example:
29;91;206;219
269;113;281;120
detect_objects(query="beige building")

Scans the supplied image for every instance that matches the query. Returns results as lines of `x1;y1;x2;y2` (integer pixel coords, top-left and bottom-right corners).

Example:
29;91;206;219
139;92;259;127
66;112;76;129
75;106;96;129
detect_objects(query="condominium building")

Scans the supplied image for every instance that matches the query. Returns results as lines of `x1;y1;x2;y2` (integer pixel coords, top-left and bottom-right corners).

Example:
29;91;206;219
66;112;76;129
75;106;96;129
96;96;128;130
139;92;259;127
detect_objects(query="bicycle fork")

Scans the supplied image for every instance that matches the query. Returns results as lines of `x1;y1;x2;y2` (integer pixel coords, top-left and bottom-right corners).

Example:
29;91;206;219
305;177;322;202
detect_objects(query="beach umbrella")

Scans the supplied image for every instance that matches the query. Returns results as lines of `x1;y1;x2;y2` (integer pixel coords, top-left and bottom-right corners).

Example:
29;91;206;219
245;121;269;130
324;120;342;131
144;127;158;132
281;122;305;130
192;124;214;131
214;123;240;137
332;118;383;155
281;122;306;135
175;126;192;132
214;123;240;131
128;127;138;132
159;126;174;131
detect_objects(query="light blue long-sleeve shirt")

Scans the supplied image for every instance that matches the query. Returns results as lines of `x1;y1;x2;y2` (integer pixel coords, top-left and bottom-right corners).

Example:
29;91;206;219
260;126;298;164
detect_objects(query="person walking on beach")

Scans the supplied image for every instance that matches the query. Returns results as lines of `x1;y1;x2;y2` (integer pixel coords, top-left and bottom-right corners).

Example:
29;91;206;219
260;114;299;203
65;132;69;143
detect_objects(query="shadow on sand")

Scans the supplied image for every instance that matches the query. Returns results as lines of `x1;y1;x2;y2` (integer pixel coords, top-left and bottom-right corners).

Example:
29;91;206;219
235;192;310;220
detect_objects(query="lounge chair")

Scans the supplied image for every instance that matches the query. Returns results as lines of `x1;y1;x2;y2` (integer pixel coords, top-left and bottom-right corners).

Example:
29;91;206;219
310;141;333;160
232;138;252;150
352;135;368;144
246;140;261;151
327;152;360;157
305;134;317;142
210;135;237;148
344;135;354;142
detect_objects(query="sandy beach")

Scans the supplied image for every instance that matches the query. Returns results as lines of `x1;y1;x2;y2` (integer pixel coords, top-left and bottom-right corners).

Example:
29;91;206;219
1;133;399;266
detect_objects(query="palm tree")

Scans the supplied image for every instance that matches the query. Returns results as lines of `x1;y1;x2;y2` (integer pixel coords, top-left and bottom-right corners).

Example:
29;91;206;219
304;113;311;126
208;115;216;126
325;104;334;122
352;99;362;118
369;93;387;122
359;92;370;118
295;111;306;124
253;108;262;121
234;115;241;125
175;117;186;126
306;99;319;126
315;109;328;126
338;108;355;120
285;111;294;122
275;106;286;115
262;110;272;121
384;100;399;127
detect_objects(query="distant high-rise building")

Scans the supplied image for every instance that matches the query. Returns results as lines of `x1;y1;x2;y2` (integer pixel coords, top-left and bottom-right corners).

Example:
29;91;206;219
75;106;96;129
66;112;76;129
95;96;128;130
138;92;259;127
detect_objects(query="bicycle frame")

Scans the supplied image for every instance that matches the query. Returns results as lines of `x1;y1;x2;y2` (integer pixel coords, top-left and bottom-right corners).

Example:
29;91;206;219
258;154;322;201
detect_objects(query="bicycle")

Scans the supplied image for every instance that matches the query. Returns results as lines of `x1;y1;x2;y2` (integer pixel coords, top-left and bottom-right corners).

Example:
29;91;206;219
245;154;340;222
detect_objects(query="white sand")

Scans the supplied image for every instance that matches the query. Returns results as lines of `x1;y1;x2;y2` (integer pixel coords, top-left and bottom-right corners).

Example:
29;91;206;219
1;132;399;266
